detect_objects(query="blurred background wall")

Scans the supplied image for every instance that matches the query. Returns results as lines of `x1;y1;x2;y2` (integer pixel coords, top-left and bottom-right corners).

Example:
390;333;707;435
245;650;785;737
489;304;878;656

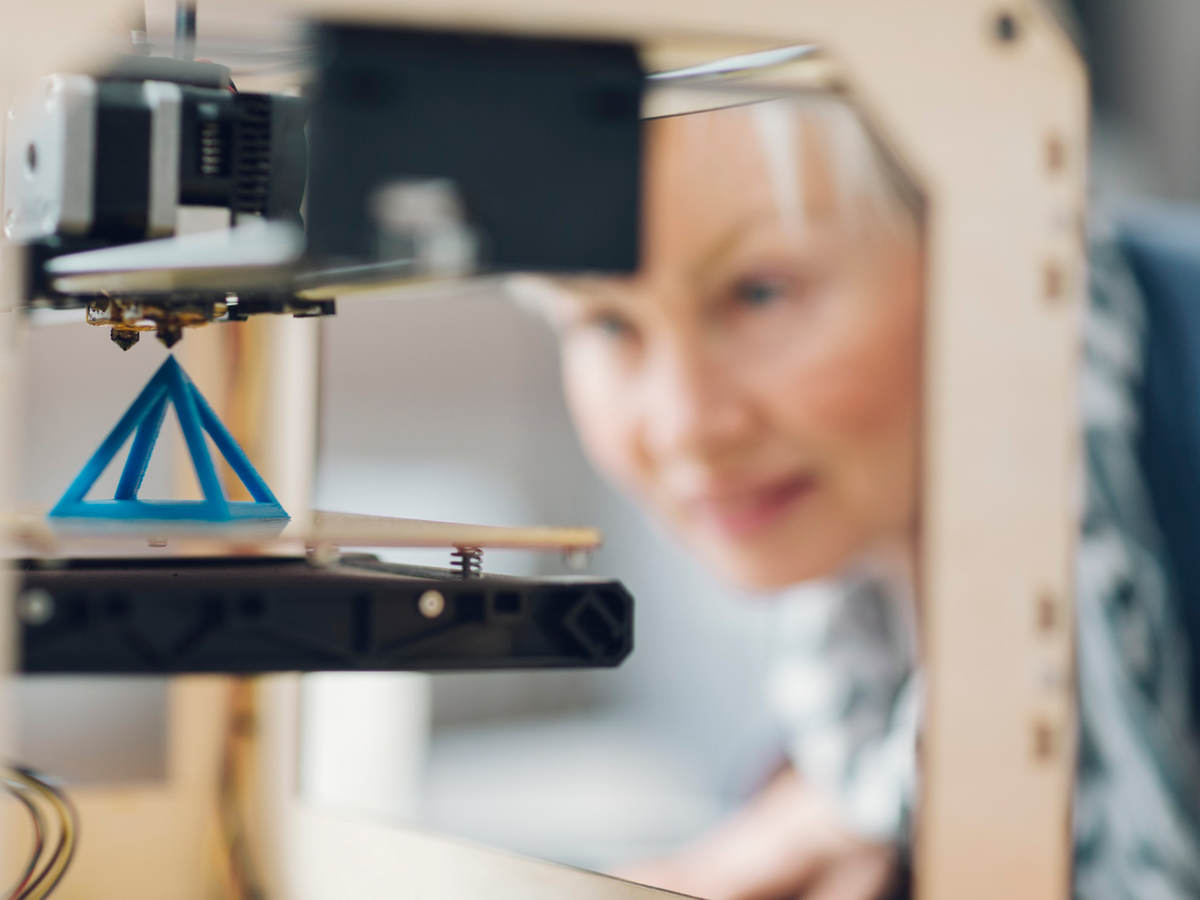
1070;0;1200;204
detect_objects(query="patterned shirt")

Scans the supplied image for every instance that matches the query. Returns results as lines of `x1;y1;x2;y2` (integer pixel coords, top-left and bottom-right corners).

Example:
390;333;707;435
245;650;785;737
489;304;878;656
767;239;1200;897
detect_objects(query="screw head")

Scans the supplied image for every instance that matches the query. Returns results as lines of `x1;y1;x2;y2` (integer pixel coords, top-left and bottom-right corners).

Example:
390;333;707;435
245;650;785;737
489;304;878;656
418;590;446;619
17;589;55;626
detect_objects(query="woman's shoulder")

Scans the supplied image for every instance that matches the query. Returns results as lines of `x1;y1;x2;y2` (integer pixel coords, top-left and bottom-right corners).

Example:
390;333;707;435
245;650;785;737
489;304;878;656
1074;230;1200;897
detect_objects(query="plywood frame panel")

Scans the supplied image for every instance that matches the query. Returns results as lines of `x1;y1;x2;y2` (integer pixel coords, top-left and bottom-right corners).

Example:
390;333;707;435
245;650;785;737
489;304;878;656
1;1;1085;897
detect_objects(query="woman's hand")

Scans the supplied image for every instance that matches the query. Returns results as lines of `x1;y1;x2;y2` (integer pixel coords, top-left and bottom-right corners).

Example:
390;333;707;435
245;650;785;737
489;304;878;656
615;768;898;900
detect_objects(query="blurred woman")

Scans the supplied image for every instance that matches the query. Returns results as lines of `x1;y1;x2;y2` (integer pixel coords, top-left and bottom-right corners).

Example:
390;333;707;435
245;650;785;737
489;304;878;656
514;96;1200;899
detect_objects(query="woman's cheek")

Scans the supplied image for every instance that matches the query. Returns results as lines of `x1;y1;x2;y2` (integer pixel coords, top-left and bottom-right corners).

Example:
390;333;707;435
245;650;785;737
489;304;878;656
786;274;921;527
562;351;647;495
739;310;874;442
772;268;919;437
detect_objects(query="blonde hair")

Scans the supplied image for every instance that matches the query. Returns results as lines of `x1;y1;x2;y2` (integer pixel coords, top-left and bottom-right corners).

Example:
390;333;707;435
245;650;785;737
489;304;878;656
508;93;921;311
747;94;921;240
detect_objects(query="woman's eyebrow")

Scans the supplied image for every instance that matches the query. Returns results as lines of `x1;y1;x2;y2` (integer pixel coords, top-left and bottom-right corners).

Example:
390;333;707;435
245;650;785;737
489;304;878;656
687;208;808;284
545;205;822;303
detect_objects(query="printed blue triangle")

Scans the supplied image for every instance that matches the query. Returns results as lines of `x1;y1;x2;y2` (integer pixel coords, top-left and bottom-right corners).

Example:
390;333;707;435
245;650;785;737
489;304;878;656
49;356;289;522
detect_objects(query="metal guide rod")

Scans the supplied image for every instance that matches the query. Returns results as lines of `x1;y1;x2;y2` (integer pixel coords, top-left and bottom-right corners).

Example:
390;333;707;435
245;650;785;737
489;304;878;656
175;1;197;61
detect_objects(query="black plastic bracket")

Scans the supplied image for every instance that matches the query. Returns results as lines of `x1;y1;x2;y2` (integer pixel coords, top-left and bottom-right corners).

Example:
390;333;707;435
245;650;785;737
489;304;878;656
13;554;633;675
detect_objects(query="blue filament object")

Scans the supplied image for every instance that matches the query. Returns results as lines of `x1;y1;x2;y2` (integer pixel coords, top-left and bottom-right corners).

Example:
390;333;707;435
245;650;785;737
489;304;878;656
49;355;289;522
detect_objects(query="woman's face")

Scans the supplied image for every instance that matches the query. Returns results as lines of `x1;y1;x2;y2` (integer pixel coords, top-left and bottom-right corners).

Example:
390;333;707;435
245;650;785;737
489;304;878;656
543;104;923;590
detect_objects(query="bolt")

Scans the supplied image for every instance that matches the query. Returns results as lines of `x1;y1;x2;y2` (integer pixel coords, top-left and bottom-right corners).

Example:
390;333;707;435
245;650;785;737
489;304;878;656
1045;134;1066;174
17;589;55;626
148;537;168;548
993;11;1020;43
1043;261;1066;303
307;543;338;567
1032;719;1056;760
1036;590;1057;632
564;549;590;571
418;590;446;619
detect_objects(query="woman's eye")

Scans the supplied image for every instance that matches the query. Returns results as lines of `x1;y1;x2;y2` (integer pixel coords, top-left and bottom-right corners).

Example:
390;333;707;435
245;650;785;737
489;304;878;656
734;277;791;308
589;311;635;339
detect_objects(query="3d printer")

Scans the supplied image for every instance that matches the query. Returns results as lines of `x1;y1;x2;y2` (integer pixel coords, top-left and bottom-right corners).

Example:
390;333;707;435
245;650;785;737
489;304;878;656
4;19;645;677
0;1;1085;897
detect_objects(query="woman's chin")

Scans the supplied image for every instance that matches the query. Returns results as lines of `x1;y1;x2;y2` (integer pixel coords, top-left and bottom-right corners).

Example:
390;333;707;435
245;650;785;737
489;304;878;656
689;528;859;594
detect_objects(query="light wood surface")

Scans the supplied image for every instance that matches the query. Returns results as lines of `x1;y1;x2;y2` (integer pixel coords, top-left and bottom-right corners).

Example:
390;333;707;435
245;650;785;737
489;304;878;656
253;676;685;900
3;509;603;559
255;3;1086;898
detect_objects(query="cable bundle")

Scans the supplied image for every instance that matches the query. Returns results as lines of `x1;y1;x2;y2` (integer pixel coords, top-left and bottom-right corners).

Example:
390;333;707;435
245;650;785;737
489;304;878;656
2;767;78;899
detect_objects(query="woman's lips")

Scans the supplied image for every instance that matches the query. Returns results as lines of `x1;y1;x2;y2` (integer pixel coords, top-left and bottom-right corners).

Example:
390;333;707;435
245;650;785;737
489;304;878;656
686;473;817;539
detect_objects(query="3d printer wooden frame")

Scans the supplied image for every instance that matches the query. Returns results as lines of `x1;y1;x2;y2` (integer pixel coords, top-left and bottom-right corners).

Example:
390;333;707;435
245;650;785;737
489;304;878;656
0;1;1084;898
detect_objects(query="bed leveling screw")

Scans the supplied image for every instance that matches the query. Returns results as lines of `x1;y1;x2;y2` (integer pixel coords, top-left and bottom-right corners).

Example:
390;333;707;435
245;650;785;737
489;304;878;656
451;546;482;578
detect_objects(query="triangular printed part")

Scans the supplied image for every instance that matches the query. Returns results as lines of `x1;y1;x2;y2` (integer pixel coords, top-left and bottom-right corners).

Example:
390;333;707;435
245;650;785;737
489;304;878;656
49;356;289;522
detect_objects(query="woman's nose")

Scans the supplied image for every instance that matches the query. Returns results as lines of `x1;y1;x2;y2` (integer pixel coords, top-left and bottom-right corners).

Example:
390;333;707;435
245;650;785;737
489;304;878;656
641;337;756;461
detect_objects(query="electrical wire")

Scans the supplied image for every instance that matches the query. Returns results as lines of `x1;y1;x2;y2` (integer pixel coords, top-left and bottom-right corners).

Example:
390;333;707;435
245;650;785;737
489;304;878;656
2;780;46;900
24;769;77;900
6;772;60;900
175;0;198;61
216;679;264;900
8;774;61;900
4;767;78;900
